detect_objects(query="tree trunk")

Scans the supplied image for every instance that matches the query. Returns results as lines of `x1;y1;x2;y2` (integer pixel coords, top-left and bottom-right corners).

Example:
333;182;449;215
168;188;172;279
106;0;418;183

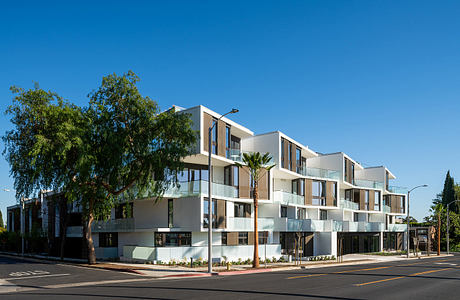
85;201;96;264
437;212;441;256
253;182;259;268
59;199;68;261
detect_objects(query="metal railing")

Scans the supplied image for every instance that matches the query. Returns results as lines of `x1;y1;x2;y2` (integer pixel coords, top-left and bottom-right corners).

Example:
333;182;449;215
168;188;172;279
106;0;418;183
92;218;135;233
164;180;237;199
226;149;275;164
226;217;274;231
387;224;407;232
383;205;391;213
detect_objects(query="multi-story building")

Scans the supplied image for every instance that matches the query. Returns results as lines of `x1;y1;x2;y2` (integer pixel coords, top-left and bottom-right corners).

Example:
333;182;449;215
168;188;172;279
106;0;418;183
7;105;408;262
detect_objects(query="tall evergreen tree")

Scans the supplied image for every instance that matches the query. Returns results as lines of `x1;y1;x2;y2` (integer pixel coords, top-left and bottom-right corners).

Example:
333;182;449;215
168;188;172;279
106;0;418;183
0;210;4;228
442;171;456;212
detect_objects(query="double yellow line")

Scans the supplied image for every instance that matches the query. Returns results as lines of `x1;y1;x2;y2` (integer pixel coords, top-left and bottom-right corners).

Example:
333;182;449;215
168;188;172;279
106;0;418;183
354;268;452;286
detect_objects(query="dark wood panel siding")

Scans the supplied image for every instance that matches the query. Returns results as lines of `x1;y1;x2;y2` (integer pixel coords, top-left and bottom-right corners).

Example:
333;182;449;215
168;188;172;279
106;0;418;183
305;179;312;205
369;191;375;211
326;181;334;206
258;169;269;200
216;199;226;229
217;120;226;157
239;166;251;199
203;113;213;152
359;190;366;210
282;138;289;170
227;232;238;246
248;232;254;245
290;143;296;171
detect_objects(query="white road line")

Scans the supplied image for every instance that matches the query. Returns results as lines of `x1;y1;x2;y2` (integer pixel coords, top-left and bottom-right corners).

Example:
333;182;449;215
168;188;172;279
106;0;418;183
1;273;71;281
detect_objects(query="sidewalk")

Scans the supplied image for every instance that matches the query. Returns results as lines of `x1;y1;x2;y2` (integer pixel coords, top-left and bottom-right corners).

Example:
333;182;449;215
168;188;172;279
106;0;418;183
1;251;453;279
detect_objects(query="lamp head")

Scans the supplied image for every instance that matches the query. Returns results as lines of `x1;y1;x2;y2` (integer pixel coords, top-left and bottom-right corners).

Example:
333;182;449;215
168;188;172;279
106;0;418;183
230;108;239;114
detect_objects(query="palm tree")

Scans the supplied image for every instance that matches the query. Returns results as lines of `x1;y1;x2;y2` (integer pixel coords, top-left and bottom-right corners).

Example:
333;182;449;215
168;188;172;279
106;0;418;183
236;152;275;268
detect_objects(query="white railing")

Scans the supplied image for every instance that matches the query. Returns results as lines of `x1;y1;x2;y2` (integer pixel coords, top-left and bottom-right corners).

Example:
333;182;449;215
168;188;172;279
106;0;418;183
274;191;305;206
226;217;274;231
298;167;341;180
342;221;384;232
339;199;359;210
275;218;332;232
383;205;391;213
387;186;408;194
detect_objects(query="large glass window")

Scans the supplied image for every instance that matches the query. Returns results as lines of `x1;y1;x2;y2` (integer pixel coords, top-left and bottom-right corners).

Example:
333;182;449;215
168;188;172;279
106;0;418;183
203;198;217;228
155;232;191;247
400;196;405;213
297;208;306;219
115;202;133;219
296;148;301;173
238;232;248;245
99;233;118;247
259;232;268;244
225;126;231;158
312;180;326;206
221;232;227;245
234;202;251;217
288;143;292;171
364;190;369;210
332;182;337;206
374;191;381;211
319;209;328;220
168;199;173;228
280;205;288;218
281;139;285;169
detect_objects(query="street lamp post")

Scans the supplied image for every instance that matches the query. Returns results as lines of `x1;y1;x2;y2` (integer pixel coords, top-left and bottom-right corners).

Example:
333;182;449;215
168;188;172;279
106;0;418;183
446;199;460;255
407;184;428;258
207;108;238;273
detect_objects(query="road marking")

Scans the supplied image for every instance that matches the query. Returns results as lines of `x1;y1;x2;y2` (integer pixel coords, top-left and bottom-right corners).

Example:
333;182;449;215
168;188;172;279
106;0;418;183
286;263;419;280
1;273;71;281
354;268;452;286
9;270;50;277
435;262;457;266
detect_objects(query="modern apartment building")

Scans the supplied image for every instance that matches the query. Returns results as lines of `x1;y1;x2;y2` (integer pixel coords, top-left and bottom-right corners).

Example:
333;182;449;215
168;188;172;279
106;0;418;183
7;105;408;262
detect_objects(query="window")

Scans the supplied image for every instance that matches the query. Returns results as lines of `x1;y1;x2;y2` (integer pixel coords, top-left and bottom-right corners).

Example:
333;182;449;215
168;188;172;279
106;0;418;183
259;232;268;244
332;182;337;206
225;165;239;197
364;190;369;210
99;233;118;247
221;232;227;245
291;179;305;196
280;206;288;218
400;196;405;213
281;139;285;168
155;232;191;247
297;208;306;219
374;191;381;211
211;118;218;154
288;143;292;171
354;213;359;222
345;189;352;201
238;232;248;245
385;171;389;190
225;126;231;158
319;209;327;220
312;180;326;206
350;163;355;185
292;180;298;195
233;166;239;197
203;198;217;228
177;165;209;183
234;202;251;217
168;199;173;228
296;148;302;173
115;202;133;219
344;158;348;181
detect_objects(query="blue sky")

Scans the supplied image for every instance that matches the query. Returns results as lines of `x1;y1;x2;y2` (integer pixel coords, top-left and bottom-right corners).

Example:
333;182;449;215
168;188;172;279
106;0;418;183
1;0;459;222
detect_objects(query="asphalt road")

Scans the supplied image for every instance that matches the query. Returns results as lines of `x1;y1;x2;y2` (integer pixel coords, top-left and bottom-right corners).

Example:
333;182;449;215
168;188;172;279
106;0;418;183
1;253;459;299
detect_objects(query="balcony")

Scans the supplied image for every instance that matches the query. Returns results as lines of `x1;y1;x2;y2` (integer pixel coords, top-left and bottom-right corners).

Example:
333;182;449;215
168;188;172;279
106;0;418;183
383;205;391;213
226;149;275;164
387;224;406;232
339;199;359;210
354;179;384;190
387;186;408;194
92;218;135;233
164;180;237;199
342;221;384;232
274;191;305;206
226;217;274;231
298;167;340;180
275;218;332;232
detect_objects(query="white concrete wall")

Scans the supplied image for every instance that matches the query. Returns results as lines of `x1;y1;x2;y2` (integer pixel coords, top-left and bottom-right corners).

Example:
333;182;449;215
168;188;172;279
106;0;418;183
241;132;279;164
328;209;344;221
355;167;385;182
191;231;222;246
307;208;319;220
174;197;202;231
259;203;279;218
307;153;343;172
314;232;337;257
134;200;168;229
274;178;292;192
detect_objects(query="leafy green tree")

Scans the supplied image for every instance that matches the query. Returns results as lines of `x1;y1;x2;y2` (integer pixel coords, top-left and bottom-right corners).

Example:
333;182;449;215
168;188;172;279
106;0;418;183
0;210;4;228
3;71;196;264
236;152;274;268
442;171;456;212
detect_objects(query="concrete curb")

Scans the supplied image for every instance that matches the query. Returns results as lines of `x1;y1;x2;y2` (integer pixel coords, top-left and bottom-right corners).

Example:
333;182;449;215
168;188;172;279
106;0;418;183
217;268;273;276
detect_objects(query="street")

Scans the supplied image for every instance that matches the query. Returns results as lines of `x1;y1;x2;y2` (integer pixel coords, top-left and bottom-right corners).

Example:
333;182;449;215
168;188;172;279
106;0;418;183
1;254;459;299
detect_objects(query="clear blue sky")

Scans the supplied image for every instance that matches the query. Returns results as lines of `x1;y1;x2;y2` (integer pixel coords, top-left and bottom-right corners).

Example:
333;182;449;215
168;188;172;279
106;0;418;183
1;0;459;222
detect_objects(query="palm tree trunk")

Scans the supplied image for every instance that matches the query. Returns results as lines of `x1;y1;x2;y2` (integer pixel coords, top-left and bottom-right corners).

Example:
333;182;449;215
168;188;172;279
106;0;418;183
253;182;259;268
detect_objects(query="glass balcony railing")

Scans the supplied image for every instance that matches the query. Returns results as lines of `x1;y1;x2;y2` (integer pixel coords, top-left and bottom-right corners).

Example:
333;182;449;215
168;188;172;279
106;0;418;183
342;221;384;232
226;217;274;231
297;167;341;180
387;224;407;232
282;219;332;232
164;180;237;199
354;179;384;190
387;185;408;194
383;205;391;213
339;199;359;210
92;218;135;233
226;149;275;164
274;191;305;206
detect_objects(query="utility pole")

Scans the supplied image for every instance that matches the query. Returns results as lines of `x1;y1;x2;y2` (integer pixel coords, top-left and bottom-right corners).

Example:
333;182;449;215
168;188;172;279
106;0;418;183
437;211;441;256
